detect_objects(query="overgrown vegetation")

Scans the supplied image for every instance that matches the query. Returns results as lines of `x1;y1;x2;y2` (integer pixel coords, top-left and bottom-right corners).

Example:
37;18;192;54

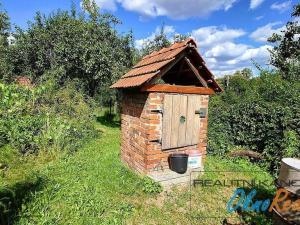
0;71;96;224
208;71;300;174
0;75;96;155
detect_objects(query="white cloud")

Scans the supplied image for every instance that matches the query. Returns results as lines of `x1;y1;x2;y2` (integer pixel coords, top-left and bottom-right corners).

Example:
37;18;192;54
135;39;146;50
204;44;271;76
204;42;249;60
206;45;271;76
250;22;285;42
135;25;175;49
191;26;271;77
250;0;265;9
191;26;246;50
163;26;175;34
240;45;271;61
94;0;117;11
91;0;238;19
271;1;292;13
255;15;264;20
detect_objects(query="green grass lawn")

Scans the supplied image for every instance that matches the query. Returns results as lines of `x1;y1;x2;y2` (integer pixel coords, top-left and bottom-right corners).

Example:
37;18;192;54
1;118;276;225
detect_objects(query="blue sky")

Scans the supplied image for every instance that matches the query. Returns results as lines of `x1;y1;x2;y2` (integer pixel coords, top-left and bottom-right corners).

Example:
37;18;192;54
1;0;298;76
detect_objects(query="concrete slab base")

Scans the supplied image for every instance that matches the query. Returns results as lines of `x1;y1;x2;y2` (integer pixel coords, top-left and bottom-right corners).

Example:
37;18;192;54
148;167;204;189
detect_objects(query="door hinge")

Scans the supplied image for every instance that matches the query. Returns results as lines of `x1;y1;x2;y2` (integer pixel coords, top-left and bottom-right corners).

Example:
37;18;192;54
150;109;163;114
149;139;162;144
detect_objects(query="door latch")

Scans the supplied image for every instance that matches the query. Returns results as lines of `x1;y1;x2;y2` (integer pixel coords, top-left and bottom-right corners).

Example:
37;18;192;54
195;108;207;118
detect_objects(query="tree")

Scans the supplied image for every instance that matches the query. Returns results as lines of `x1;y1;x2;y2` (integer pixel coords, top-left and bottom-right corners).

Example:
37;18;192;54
0;3;9;38
172;33;190;43
9;1;134;99
268;3;300;81
140;24;171;56
0;2;11;80
232;68;253;79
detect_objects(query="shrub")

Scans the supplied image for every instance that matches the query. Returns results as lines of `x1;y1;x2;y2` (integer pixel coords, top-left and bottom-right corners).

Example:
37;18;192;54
208;72;300;174
0;77;96;154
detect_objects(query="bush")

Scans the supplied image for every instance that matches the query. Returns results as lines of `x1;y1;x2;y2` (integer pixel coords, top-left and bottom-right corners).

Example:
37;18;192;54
208;72;300;174
0;76;96;154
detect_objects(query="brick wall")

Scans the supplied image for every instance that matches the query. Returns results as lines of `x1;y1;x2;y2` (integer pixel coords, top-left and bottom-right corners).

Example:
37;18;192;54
120;91;209;175
120;91;148;174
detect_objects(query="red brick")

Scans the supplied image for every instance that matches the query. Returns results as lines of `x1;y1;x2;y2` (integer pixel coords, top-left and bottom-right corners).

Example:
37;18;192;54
119;92;209;175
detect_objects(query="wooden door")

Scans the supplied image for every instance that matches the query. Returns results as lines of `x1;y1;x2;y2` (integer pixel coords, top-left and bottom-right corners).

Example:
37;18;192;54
162;94;202;150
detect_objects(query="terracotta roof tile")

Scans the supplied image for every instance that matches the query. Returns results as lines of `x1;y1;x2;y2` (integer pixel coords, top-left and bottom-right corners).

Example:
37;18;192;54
142;38;196;60
111;72;159;88
111;40;195;88
110;38;223;91
123;58;174;78
133;45;186;69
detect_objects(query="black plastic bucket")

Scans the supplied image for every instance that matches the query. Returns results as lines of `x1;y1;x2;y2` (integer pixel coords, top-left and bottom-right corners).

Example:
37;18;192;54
168;153;189;174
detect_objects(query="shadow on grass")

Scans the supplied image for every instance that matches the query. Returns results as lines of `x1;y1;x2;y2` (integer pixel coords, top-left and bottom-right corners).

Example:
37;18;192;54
96;114;120;128
0;176;45;225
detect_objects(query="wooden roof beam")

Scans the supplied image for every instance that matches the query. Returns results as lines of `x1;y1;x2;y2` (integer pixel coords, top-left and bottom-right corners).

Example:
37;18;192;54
184;57;208;88
147;51;186;85
166;68;193;75
141;84;215;95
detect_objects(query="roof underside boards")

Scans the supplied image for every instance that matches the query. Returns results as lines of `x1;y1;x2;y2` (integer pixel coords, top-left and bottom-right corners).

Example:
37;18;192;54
111;38;222;92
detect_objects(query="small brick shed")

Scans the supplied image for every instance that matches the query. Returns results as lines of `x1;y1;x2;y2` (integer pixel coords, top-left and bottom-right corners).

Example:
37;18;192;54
111;38;221;184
